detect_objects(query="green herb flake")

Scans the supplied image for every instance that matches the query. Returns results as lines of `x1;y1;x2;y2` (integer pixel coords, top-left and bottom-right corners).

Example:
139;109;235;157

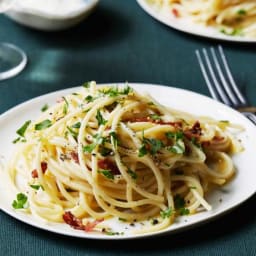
83;134;105;153
62;97;69;115
67;126;78;140
150;114;161;120
12;193;28;209
127;169;137;180
118;217;127;222
109;131;118;149
35;119;52;130
85;95;95;103
174;194;185;209
138;144;148;157
160;207;172;219
96;110;107;126
83;144;96;153
98;169;114;180
12;137;21;144
166;131;184;140
237;9;247;15
82;81;91;88
169;140;185;154
30;184;44;191
220;28;243;36
16;120;31;137
72;122;81;129
41;104;49;112
174;194;190;216
180;208;190;216
99;86;133;97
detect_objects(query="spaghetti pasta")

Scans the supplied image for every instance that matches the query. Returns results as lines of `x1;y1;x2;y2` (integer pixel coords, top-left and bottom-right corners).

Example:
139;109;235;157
148;0;256;38
8;82;242;235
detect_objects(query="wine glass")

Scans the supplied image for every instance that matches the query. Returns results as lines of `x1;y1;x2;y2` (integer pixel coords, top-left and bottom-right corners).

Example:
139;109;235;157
0;0;27;80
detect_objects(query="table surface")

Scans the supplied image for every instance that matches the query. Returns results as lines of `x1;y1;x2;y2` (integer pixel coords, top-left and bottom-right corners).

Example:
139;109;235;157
0;1;255;255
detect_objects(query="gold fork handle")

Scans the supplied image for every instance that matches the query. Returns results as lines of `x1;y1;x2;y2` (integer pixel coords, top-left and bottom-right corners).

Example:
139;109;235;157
237;106;256;113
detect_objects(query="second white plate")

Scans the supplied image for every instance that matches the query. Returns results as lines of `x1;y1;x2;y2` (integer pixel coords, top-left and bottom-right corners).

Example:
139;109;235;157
137;0;256;43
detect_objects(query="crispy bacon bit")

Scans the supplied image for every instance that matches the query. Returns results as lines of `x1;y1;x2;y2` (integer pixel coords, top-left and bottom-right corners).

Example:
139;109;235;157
70;151;79;164
31;162;47;178
98;158;120;175
184;121;202;139
172;8;180;18
63;211;103;232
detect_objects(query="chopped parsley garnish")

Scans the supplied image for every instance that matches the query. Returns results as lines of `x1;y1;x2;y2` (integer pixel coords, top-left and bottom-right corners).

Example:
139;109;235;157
179;208;190;215
109;131;118;149
127;169;137;180
83;143;96;153
174;194;190;216
98;169;114;180
16;120;31;137
84;95;95;103
62;97;69;115
12;193;28;209
150;114;161;121
35;119;52;130
169;139;185;154
160;207;172;219
96;110;107;126
220;28;243;36
72;122;81;128
83;134;105;153
174;194;185;209
138;132;164;157
41;104;49;112
237;9;246;15
99;86;133;97
166;131;184;140
67;126;78;140
82;81;91;88
166;131;185;154
30;184;44;191
138;144;148;157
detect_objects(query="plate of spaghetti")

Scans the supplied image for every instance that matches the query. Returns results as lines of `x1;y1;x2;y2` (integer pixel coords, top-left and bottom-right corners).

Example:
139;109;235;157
137;0;256;42
0;82;255;239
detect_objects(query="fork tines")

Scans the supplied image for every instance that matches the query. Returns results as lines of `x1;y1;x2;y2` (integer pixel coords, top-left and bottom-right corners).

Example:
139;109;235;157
195;45;247;108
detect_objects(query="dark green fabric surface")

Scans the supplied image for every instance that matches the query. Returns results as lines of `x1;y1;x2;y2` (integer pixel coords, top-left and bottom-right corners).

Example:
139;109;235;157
0;1;255;255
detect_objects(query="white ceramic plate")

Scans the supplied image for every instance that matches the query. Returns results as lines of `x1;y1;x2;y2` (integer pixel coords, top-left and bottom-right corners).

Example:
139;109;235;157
0;83;256;239
137;0;256;43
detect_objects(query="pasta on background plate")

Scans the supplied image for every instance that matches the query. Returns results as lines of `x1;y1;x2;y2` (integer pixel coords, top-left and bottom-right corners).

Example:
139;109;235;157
8;81;243;235
148;0;256;38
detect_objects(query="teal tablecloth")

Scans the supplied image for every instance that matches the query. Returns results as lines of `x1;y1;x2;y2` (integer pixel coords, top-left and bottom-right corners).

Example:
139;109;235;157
0;1;255;255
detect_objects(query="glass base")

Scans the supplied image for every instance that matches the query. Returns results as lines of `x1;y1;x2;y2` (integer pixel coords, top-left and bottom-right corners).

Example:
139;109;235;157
0;43;27;80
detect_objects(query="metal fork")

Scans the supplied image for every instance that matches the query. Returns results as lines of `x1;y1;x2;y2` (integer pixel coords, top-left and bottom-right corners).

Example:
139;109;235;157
195;45;256;125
